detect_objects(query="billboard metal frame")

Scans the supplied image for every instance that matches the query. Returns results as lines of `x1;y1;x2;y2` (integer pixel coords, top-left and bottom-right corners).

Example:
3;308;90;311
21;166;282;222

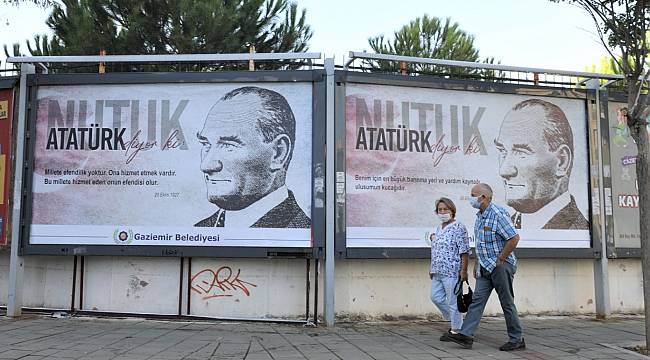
345;51;625;81
597;93;617;260
19;70;326;258
334;71;598;259
0;77;19;90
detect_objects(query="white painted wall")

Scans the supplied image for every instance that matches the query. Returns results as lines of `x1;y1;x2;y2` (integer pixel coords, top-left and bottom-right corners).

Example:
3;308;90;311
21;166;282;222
188;258;310;319
608;259;643;312
0;252;73;309
334;259;643;319
83;257;180;314
0;253;314;319
0;252;643;319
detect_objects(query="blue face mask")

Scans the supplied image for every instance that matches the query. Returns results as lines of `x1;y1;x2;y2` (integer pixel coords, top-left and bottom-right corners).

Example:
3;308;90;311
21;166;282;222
470;196;481;209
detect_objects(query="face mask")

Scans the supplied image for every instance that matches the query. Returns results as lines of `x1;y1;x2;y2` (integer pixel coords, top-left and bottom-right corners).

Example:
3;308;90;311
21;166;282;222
470;196;481;209
437;213;451;223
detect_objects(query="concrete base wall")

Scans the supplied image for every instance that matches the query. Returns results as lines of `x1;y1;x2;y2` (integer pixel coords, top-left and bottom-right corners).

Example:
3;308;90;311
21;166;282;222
0;252;643;319
333;258;643;319
608;259;643;312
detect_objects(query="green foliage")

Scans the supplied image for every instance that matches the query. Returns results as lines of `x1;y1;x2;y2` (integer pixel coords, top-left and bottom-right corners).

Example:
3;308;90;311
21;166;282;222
551;1;648;80
585;31;650;78
583;55;626;87
553;1;648;127
366;15;497;76
585;55;624;74
2;0;53;8
4;0;312;70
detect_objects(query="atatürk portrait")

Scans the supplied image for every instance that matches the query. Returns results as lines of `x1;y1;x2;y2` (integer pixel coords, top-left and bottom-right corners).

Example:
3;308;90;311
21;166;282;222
195;86;310;228
494;99;588;230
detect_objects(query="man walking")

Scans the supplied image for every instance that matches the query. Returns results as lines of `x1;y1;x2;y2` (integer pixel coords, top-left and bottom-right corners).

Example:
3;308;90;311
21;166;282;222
447;183;525;351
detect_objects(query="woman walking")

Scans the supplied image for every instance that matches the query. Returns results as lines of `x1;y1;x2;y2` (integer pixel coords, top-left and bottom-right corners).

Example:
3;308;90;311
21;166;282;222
429;197;470;340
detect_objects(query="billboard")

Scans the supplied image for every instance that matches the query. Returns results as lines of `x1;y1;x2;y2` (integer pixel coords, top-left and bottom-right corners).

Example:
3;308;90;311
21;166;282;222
0;88;13;245
607;101;646;248
345;83;590;248
30;82;312;247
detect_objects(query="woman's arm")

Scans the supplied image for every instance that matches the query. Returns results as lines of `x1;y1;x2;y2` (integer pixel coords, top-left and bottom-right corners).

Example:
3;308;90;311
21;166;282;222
460;253;469;281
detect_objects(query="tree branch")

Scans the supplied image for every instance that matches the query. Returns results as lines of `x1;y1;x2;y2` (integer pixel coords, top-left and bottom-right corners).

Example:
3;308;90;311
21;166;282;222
633;67;650;112
577;0;623;69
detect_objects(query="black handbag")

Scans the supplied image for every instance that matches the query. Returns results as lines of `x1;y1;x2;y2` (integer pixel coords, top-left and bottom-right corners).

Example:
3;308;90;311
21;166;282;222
454;278;473;313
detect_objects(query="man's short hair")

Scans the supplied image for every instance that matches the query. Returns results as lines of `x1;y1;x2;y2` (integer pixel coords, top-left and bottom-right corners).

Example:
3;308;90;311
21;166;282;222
512;99;574;155
477;183;493;200
221;86;296;168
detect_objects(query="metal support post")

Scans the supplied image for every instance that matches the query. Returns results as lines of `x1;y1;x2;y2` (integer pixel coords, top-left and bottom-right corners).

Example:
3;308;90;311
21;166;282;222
8;63;35;318
587;79;611;318
324;57;335;326
248;45;255;71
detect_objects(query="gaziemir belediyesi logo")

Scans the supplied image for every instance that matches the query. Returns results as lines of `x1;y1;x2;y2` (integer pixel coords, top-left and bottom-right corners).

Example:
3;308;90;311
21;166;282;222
113;229;134;245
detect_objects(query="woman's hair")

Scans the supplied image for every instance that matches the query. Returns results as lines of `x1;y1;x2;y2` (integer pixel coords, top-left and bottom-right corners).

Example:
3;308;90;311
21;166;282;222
435;197;456;218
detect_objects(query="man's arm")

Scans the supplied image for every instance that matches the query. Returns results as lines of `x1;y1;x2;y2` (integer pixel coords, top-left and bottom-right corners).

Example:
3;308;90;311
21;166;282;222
495;209;520;265
497;234;520;265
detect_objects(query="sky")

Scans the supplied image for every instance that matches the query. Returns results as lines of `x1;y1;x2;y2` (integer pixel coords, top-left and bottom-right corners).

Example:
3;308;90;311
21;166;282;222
0;0;612;73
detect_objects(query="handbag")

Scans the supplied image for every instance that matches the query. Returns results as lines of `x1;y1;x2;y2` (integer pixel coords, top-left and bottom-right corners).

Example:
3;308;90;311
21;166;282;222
454;278;473;313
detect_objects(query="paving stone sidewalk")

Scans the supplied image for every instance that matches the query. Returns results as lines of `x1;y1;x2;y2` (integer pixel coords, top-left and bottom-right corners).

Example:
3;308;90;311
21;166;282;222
0;314;646;359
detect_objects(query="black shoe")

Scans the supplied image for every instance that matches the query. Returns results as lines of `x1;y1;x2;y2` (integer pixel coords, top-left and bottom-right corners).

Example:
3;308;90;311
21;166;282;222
439;329;452;341
499;338;526;351
447;332;473;349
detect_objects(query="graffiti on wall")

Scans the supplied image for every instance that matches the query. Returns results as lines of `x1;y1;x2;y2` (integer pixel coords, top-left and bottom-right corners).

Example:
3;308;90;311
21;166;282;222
191;266;257;300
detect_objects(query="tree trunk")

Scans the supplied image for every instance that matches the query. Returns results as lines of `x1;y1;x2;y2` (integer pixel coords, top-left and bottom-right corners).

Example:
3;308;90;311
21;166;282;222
630;113;650;350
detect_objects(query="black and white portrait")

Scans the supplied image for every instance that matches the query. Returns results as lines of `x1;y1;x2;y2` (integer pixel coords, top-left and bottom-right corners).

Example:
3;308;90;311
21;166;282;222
194;86;311;228
494;99;589;230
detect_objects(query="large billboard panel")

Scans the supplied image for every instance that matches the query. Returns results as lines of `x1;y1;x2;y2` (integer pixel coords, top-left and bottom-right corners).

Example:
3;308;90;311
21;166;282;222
30;83;312;247
345;83;590;248
608;101;647;248
0;88;13;245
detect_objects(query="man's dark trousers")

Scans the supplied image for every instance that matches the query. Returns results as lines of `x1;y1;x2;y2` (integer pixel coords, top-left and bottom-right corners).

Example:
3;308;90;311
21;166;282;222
459;262;523;342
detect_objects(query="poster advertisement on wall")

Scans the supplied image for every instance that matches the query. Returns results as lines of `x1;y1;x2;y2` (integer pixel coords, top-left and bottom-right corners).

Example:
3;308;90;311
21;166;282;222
608;101;645;248
345;83;591;248
0;88;13;246
30;83;313;247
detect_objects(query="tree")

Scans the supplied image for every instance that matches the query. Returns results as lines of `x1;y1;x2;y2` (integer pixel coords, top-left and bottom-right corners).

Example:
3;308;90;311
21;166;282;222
553;0;650;351
366;15;497;77
4;0;312;70
585;32;650;75
2;0;53;7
